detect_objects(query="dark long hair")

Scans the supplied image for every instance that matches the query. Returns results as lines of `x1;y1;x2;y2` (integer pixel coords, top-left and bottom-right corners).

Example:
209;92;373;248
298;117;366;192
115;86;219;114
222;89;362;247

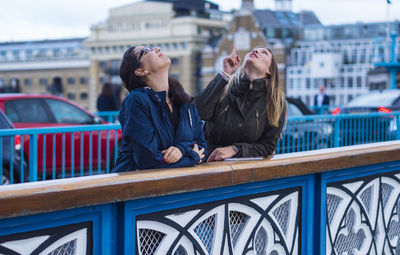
120;46;192;106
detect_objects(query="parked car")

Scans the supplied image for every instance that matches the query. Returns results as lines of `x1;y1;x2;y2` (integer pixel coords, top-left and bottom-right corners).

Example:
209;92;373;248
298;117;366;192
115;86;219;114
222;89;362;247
331;90;400;144
0;94;122;179
0;109;27;185
332;89;400;115
277;97;333;153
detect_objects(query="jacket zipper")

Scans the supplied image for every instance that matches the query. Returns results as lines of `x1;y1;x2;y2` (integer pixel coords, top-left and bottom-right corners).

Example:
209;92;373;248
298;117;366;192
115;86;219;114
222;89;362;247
187;108;193;129
256;109;259;136
241;82;252;110
217;104;230;118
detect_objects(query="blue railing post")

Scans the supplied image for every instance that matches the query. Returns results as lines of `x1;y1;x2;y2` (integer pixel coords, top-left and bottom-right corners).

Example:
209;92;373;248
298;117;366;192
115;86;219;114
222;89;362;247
29;134;38;182
334;116;340;148
396;115;400;140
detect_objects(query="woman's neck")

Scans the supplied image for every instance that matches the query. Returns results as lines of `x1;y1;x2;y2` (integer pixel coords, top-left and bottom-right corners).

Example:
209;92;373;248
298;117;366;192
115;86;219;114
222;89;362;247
146;70;169;99
244;66;267;81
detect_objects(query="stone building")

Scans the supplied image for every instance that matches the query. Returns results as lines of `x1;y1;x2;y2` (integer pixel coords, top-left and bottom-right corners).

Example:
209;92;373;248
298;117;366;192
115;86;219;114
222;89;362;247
0;38;91;108
85;0;227;111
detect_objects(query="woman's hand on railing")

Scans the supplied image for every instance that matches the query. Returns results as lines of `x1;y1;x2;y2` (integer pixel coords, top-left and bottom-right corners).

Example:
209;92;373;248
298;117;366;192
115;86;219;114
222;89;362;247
192;144;205;163
162;146;183;163
207;146;237;162
223;46;241;75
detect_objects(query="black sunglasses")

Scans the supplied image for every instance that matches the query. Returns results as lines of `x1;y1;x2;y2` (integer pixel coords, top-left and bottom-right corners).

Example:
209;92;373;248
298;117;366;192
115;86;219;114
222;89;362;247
136;46;154;69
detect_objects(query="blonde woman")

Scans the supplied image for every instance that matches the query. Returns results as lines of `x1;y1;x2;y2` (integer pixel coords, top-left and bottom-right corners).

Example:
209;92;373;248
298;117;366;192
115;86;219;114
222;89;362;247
195;46;286;161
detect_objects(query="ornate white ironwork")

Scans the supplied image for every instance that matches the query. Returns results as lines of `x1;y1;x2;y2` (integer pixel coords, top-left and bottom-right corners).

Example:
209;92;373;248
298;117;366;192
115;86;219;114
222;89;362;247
137;190;300;255
326;173;400;254
0;223;90;255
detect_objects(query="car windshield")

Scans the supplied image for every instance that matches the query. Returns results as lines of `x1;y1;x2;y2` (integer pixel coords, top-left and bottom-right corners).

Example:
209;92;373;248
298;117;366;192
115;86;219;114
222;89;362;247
346;92;400;107
286;101;303;117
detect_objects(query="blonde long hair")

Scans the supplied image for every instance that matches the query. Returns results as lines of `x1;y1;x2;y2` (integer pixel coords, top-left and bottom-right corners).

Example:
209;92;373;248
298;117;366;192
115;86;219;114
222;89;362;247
222;48;285;127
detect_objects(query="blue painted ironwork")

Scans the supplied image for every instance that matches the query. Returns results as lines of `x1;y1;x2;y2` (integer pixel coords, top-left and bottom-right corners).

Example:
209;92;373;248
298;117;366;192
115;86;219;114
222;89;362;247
95;111;120;123
0;154;399;254
0;124;120;185
0;111;399;185
276;111;400;154
0;204;116;254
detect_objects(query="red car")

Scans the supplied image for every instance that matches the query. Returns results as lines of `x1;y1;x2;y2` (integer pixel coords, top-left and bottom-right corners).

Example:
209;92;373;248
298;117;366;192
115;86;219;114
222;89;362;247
0;94;121;179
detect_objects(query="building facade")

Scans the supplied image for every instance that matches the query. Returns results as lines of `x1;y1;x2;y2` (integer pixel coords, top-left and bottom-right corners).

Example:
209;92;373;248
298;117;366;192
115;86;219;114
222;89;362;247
287;21;400;106
0;38;91;108
85;0;227;111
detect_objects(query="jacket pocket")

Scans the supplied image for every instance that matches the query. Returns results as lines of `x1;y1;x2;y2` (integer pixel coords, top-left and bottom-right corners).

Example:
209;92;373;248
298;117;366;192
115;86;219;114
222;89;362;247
217;104;230;119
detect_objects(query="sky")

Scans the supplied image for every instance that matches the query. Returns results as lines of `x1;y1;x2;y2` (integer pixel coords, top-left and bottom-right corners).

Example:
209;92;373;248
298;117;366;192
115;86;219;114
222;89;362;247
0;0;399;42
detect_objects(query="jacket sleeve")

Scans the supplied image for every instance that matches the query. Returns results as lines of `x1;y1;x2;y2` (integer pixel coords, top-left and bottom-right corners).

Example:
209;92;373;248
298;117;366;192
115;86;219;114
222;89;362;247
193;74;229;121
174;105;207;162
233;105;286;157
125;96;200;170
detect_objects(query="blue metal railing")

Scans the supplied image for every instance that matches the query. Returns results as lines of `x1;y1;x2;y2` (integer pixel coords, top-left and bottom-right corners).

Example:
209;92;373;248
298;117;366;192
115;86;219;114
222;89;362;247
276;111;400;154
0;124;121;185
95;111;120;123
1;112;399;185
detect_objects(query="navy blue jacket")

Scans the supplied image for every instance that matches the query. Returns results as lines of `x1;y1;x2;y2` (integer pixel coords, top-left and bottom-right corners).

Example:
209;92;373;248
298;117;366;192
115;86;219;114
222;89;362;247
112;87;206;172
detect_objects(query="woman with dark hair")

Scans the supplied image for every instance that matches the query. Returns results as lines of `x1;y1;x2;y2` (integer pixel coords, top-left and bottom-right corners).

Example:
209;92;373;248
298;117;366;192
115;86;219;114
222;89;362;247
195;46;286;161
97;82;119;111
112;46;206;172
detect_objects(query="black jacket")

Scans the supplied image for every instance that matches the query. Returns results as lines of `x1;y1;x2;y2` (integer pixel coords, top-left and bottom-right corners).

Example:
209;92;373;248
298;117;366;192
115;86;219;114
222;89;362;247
195;74;286;157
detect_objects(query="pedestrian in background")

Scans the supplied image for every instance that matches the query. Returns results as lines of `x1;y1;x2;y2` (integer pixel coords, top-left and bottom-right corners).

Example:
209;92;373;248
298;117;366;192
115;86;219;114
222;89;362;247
97;82;119;112
314;85;330;114
195;46;286;161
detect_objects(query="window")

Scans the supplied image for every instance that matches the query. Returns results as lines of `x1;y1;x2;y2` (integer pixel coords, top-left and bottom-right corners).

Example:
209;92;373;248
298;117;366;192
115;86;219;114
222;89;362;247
4;99;50;123
12;50;20;60
39;78;47;86
53;49;60;57
348;95;353;102
68;77;76;85
306;78;310;89
80;77;88;85
171;74;179;80
297;78;302;89
45;99;93;124
289;78;294;89
80;93;88;100
348;77;353;88
340;77;345;88
0;51;6;59
357;77;362;88
67;93;76;100
171;58;179;66
26;50;32;59
24;78;32;86
180;42;187;49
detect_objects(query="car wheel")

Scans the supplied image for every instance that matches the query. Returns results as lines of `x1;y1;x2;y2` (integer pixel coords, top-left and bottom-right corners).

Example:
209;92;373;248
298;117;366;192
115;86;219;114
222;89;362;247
315;139;328;150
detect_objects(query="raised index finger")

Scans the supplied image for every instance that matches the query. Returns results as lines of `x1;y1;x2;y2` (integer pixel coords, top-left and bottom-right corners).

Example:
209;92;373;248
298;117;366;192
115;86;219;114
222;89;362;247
232;45;237;57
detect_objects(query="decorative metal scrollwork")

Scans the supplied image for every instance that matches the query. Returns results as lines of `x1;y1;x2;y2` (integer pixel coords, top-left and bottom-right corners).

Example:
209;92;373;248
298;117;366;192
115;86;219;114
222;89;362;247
327;172;400;254
0;222;92;255
136;188;301;255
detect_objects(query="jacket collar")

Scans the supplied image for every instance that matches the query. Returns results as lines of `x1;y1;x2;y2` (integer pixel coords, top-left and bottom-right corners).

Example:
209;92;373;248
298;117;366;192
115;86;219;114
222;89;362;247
230;75;267;100
139;87;167;106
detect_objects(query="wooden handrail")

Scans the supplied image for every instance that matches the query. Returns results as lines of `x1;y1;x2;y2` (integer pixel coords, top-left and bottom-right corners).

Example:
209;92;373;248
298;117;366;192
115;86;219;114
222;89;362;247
1;141;400;219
